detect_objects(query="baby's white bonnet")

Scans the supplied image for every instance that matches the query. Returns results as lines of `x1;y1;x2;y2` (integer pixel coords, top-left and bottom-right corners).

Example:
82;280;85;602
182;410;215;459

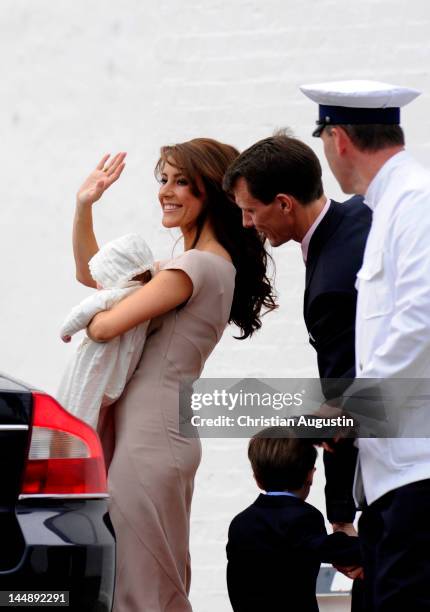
89;233;154;288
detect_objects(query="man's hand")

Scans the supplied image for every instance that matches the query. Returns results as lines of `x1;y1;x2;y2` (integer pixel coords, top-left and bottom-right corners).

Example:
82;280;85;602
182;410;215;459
331;523;363;580
313;400;359;450
333;564;364;580
332;522;357;537
315;401;343;419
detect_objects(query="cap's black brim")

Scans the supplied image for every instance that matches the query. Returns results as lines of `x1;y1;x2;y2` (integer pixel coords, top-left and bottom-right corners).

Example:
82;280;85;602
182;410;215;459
312;125;324;137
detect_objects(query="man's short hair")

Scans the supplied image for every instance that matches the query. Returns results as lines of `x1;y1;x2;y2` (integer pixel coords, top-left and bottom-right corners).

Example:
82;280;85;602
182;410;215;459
223;134;324;205
248;427;317;491
329;124;405;152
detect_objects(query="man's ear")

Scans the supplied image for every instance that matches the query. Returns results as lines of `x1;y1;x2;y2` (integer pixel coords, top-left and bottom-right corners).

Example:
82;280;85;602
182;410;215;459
276;193;294;214
331;126;352;156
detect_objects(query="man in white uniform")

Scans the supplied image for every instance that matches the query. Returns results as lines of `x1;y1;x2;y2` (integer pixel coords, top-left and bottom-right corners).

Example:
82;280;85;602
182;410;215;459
300;80;430;611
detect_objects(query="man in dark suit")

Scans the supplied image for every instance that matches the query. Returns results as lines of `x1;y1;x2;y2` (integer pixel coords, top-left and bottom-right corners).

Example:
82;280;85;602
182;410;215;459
304;195;371;538
223;133;371;607
227;428;361;612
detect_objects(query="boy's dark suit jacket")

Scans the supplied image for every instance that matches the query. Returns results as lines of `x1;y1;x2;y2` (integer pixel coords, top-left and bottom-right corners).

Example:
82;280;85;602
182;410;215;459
304;196;371;524
226;494;361;612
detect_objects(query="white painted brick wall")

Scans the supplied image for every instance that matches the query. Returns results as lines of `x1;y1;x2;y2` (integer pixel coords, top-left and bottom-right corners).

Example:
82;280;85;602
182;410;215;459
2;1;430;609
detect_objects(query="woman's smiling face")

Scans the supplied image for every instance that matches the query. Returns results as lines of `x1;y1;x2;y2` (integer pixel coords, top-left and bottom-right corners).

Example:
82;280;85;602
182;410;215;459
158;160;206;232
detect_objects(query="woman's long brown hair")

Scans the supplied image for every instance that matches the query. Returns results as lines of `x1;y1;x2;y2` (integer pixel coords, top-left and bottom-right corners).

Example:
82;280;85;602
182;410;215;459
155;137;277;339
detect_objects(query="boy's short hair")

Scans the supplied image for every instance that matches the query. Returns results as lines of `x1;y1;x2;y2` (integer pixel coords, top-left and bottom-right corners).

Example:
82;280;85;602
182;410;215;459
248;427;317;491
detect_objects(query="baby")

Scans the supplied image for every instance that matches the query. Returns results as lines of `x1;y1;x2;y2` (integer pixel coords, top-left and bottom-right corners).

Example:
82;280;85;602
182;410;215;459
57;233;154;430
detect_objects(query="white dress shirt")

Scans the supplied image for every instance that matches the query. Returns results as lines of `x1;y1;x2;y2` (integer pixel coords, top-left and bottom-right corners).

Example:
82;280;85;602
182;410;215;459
354;150;430;505
301;198;331;263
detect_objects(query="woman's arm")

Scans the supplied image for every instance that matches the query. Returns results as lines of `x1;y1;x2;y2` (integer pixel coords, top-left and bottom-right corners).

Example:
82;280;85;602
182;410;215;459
87;269;193;342
73;203;99;287
73;153;126;287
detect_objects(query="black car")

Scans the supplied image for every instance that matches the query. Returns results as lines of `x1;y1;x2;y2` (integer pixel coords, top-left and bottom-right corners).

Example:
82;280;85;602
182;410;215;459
0;372;115;611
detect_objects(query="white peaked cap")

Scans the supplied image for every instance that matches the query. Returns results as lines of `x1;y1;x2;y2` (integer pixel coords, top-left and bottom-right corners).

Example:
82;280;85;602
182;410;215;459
300;80;421;109
89;233;155;288
299;80;421;136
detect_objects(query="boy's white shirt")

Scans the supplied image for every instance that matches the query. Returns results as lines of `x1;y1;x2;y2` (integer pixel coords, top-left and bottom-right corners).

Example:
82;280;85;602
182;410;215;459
57;283;149;429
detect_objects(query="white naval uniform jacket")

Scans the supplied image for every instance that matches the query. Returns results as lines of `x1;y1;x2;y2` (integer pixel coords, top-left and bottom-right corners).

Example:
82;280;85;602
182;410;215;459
354;150;430;505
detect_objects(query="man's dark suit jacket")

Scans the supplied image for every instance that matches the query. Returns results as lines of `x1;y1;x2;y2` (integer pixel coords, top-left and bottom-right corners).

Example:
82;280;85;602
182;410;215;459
304;196;372;524
226;494;361;612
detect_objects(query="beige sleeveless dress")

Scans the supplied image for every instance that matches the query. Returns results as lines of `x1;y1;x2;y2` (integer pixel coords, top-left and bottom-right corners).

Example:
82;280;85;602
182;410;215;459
100;249;236;612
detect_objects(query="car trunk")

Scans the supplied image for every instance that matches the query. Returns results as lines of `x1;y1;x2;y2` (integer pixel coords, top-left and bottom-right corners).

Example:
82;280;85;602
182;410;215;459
0;374;32;570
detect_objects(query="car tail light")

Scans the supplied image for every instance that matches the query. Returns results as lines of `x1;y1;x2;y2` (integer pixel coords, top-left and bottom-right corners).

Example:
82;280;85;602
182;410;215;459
20;392;107;498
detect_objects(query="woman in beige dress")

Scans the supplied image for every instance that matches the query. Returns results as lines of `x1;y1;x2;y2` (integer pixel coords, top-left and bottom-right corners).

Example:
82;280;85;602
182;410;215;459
72;139;276;611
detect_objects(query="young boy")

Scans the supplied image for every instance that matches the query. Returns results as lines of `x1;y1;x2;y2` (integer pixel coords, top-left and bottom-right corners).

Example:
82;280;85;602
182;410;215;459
226;427;362;611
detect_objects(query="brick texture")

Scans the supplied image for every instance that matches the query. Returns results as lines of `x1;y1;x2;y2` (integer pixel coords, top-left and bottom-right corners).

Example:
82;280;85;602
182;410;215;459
2;2;430;609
